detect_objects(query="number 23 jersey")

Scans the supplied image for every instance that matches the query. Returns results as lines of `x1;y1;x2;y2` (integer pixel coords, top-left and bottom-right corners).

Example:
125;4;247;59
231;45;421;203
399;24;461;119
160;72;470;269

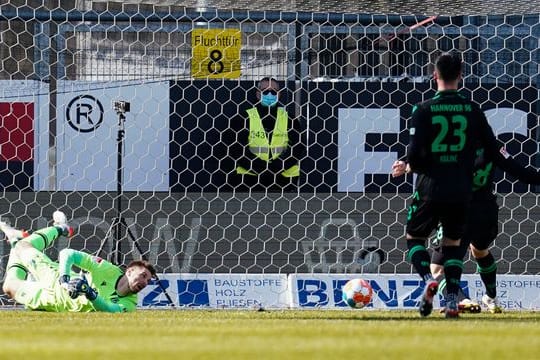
407;90;499;202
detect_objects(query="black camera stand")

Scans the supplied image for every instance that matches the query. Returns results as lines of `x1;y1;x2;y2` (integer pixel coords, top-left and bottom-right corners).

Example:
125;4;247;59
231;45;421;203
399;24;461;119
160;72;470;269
97;102;175;306
106;107;129;265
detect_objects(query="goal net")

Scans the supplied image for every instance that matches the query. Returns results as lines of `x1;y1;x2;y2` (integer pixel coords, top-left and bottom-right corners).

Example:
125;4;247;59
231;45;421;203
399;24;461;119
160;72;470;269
0;1;539;309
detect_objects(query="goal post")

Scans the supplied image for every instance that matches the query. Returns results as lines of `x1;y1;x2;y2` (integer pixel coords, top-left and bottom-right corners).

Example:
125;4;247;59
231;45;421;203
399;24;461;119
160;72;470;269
0;3;539;309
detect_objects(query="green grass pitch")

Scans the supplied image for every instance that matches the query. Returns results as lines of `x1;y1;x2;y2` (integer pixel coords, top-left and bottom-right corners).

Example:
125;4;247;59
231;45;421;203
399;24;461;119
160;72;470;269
1;309;538;359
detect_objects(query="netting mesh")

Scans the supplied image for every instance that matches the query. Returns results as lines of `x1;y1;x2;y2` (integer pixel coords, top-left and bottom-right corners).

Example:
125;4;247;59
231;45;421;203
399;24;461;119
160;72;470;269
90;1;540;17
0;1;539;307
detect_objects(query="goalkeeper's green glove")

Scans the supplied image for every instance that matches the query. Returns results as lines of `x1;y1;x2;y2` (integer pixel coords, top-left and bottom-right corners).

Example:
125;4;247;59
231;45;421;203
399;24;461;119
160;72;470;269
59;274;76;297
74;276;98;301
61;276;98;301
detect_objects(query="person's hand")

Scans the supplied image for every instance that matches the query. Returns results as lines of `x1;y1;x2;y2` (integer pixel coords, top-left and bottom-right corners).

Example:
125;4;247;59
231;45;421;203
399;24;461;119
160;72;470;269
59;274;73;295
64;276;98;301
66;278;84;299
391;160;408;178
75;276;98;301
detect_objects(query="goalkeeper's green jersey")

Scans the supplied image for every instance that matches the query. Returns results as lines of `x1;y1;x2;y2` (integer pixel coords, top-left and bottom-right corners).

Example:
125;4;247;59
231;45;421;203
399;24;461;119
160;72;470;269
12;227;137;313
58;249;138;312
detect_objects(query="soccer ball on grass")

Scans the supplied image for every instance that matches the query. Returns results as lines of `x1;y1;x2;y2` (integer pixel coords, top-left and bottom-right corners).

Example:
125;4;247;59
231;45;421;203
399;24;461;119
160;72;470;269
342;278;373;309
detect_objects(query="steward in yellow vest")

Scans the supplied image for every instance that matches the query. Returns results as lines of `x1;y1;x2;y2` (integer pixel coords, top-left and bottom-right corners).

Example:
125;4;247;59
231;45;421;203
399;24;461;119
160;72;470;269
236;106;299;178
234;77;304;190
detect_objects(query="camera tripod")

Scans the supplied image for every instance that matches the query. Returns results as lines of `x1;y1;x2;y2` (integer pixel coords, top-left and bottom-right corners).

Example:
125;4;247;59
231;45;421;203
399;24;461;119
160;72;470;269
97;102;175;306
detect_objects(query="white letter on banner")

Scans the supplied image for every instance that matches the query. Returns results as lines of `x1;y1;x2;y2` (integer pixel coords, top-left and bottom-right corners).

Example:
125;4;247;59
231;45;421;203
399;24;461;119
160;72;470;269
337;108;400;192
485;108;528;138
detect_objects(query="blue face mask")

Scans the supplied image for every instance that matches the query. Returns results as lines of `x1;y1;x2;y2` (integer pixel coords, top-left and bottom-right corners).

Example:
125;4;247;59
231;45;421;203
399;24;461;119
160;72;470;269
261;93;278;107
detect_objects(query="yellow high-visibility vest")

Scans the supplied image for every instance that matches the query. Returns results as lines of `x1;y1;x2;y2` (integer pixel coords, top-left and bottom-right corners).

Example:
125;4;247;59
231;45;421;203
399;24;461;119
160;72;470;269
237;107;299;177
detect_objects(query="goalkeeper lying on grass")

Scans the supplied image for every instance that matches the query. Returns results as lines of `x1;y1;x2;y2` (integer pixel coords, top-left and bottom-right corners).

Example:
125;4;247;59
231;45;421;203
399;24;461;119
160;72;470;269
1;211;155;312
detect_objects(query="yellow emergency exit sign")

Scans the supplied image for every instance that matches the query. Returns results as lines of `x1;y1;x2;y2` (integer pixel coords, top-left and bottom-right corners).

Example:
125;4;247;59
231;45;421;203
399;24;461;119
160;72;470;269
191;29;242;78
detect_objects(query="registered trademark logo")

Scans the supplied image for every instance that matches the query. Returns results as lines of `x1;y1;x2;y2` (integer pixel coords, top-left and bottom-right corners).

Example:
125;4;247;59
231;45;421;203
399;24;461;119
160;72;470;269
66;94;104;132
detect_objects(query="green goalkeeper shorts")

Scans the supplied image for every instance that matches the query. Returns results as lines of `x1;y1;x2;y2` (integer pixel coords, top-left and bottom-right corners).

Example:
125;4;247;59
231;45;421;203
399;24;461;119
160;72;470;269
14;251;93;312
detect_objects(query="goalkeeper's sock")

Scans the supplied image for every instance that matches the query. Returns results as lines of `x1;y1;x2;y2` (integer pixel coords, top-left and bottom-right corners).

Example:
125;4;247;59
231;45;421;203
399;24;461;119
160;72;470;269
476;252;497;299
407;239;432;281
5;264;28;282
442;246;464;296
5;249;28;282
19;226;63;251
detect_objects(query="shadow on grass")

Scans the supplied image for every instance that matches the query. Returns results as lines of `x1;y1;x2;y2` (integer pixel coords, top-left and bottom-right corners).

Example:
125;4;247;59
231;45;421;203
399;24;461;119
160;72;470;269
243;309;540;322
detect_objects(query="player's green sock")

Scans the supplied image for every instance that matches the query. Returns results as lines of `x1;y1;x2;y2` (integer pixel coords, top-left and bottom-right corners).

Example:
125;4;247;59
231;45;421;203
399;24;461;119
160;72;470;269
476;252;497;298
442;246;464;296
437;278;469;301
437;278;447;295
407;240;432;281
19;226;63;251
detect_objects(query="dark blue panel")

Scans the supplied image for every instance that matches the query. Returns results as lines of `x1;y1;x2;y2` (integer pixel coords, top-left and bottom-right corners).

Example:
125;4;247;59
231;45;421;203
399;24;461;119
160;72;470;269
0;161;33;191
177;279;210;306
